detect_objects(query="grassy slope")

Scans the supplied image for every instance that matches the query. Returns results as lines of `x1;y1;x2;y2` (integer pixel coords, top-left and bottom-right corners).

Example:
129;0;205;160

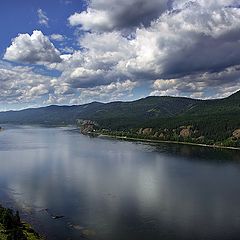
0;223;43;240
0;204;43;240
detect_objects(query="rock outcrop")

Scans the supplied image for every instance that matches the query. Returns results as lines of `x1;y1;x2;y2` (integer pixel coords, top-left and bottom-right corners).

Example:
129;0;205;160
138;128;153;135
142;128;153;135
159;133;165;139
138;128;143;135
77;119;99;134
154;132;159;138
233;129;240;139
179;127;192;138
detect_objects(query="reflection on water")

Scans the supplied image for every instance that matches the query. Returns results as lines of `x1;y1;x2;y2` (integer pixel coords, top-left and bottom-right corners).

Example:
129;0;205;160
0;126;240;240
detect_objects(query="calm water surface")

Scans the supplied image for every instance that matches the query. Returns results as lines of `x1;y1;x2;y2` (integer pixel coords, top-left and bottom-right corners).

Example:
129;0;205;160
0;126;240;240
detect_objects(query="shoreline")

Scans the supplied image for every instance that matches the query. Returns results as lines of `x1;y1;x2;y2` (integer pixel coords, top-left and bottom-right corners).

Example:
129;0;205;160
0;204;43;240
97;134;240;151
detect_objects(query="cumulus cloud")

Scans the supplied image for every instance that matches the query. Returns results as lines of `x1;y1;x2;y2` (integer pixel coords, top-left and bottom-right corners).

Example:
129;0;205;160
50;34;65;41
158;4;240;77
69;9;114;32
44;80;137;105
57;0;240;99
150;65;240;99
67;1;240;89
4;30;62;65
0;60;137;108
1;0;240;108
0;62;54;107
37;9;49;27
172;0;235;9
68;0;170;31
78;80;137;102
49;31;135;88
115;2;240;82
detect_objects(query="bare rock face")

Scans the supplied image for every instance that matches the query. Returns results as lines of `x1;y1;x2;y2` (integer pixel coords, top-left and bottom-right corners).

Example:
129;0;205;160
138;128;153;135
159;133;165;139
233;129;240;139
142;128;153;135
77;120;98;134
154;132;159;137
81;124;94;134
138;128;143;135
197;136;205;141
180;128;192;138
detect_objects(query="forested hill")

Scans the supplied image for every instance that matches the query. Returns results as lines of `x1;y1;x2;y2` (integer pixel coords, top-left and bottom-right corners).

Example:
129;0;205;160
0;90;239;147
0;90;239;126
0;96;199;125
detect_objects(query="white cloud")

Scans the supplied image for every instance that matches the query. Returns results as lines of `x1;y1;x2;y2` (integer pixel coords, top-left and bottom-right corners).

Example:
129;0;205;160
150;66;240;99
67;0;240;85
68;0;169;31
0;62;54;106
4;30;62;65
37;9;49;27
49;31;135;88
45;80;137;105
121;2;240;80
59;1;240;97
50;34;65;41
44;80;137;104
69;9;114;31
28;84;49;97
78;80;137;102
172;0;235;9
1;0;240;108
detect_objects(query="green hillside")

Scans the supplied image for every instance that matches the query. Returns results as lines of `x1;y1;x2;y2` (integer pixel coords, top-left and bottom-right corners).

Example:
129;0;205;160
0;90;239;147
0;205;43;240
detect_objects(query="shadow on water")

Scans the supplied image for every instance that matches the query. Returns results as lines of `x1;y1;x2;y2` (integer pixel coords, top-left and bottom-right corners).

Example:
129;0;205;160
153;143;240;163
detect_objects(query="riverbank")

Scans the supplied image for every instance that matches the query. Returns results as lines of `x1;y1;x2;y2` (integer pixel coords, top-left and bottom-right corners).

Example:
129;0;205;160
98;134;240;151
0;204;43;240
0;222;44;240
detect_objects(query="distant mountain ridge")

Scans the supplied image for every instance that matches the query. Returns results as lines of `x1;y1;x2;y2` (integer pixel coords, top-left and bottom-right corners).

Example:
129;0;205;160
0;95;199;125
0;90;239;147
0;90;239;126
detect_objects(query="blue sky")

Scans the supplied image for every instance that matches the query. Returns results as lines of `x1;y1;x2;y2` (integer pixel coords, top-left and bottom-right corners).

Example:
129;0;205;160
0;0;83;56
0;0;240;110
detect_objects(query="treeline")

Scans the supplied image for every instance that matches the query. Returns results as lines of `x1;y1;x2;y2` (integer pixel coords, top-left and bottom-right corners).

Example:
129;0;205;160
0;205;26;240
94;111;240;146
0;205;42;240
0;89;239;147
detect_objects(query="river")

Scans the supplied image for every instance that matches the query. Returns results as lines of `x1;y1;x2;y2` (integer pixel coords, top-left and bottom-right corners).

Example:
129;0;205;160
0;125;240;240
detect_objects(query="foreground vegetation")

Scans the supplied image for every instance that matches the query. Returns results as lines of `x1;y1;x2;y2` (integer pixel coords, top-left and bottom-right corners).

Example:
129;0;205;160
0;205;43;240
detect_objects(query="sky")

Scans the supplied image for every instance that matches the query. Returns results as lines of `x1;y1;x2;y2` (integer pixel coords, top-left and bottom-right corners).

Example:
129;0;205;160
0;0;240;110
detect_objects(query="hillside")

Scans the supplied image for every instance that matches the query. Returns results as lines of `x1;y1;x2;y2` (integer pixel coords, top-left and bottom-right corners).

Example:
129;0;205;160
0;90;239;147
0;96;199;126
0;204;43;240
